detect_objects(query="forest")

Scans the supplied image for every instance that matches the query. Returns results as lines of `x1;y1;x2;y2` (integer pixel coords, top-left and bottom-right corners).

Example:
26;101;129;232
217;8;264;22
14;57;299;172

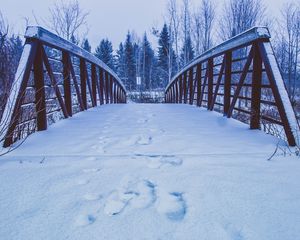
0;0;299;104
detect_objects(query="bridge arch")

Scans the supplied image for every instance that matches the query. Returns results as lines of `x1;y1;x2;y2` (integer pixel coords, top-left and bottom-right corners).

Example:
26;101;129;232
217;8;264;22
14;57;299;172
165;27;299;146
0;26;126;148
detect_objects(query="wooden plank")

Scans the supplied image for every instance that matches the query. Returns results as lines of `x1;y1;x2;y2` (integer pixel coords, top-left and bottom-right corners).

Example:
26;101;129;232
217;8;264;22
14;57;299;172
67;55;84;111
62;51;72;116
210;56;225;110
84;64;96;107
179;76;183;103
80;58;87;109
99;68;104;105
224;51;232;115
207;58;214;109
227;46;254;118
105;72;109;104
41;47;69;118
34;43;47;131
199;66;209;107
250;43;262;129
175;80;179;103
188;68;194;104
196;63;202;107
91;64;97;106
183;72;188;104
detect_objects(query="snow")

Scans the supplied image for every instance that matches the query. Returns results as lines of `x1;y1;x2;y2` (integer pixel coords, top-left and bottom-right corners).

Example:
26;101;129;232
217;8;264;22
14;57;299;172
263;42;300;142
0;104;300;240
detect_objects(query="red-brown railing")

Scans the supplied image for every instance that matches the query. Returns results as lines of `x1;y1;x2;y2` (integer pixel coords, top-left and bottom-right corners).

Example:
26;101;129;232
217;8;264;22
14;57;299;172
165;27;299;146
0;26;127;148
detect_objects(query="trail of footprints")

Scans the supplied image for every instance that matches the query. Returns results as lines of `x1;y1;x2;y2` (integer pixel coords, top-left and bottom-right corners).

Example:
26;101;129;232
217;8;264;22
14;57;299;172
75;115;186;226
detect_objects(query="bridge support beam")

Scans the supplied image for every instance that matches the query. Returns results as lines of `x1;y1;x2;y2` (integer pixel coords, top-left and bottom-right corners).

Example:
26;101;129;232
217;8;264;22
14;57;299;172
224;52;232;116
34;42;47;131
62;52;72;116
250;43;262;129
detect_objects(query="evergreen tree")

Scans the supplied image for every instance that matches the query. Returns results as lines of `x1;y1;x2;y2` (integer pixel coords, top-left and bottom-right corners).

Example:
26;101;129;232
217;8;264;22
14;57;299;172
116;43;126;83
124;32;136;90
70;35;79;45
94;39;115;70
157;23;176;87
141;33;155;90
180;34;194;67
81;38;91;52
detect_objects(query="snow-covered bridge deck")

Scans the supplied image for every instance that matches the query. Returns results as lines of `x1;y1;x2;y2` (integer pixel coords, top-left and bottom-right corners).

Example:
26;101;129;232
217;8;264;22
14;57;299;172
1;104;300;240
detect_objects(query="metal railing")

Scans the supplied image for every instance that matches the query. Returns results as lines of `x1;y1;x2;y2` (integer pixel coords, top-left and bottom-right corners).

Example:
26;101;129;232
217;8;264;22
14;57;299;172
1;26;127;148
165;27;299;146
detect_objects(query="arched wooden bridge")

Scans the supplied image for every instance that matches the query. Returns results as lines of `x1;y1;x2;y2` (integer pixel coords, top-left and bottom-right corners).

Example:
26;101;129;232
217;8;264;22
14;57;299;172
0;26;298;150
1;26;300;240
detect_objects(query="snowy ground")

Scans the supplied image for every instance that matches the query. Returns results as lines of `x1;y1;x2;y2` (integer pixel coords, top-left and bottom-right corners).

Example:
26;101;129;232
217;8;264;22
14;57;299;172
0;104;300;240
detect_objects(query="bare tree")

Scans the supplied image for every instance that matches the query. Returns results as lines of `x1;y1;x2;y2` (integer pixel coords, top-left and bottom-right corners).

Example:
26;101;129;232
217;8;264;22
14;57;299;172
167;0;180;71
275;2;300;102
219;0;266;41
36;0;89;41
180;0;192;65
192;0;215;55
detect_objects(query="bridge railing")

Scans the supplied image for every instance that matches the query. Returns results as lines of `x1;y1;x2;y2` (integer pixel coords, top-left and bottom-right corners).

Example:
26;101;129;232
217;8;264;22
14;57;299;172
0;26;127;148
165;27;299;146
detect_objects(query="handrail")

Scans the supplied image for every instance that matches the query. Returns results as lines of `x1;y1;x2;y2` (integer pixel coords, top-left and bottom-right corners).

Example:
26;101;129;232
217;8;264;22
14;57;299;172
25;26;126;92
165;26;299;146
1;26;127;148
166;26;271;90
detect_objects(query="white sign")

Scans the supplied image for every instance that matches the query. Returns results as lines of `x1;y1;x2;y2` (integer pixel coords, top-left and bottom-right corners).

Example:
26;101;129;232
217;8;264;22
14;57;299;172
136;77;141;85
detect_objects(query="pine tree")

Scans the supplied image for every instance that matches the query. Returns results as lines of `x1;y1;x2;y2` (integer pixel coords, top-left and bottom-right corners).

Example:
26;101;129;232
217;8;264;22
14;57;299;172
116;43;126;83
124;32;136;90
157;23;176;87
141;33;155;90
180;34;194;67
81;38;91;52
94;39;115;70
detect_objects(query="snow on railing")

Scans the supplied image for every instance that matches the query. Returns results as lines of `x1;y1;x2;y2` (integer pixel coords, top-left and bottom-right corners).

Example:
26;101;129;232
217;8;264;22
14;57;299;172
165;26;299;146
1;26;127;148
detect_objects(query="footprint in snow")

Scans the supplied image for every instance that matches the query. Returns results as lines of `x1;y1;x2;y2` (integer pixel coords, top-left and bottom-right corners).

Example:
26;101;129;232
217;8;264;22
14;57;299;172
136;135;152;145
146;155;182;169
82;168;101;173
156;191;186;221
104;177;156;216
75;214;96;226
83;193;102;201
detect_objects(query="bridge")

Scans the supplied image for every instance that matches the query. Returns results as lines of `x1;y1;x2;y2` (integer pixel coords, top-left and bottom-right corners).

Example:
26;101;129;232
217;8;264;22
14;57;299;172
0;26;300;239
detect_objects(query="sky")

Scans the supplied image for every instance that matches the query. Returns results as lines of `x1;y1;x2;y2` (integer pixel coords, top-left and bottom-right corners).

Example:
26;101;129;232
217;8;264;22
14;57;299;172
1;0;285;51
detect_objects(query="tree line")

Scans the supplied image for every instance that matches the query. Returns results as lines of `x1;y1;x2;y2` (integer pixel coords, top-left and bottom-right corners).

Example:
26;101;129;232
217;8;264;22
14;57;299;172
0;0;299;98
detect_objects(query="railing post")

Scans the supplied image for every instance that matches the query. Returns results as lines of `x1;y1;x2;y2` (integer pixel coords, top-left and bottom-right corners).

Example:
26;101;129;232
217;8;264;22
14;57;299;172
175;80;179;103
196;63;202;107
99;68;104;105
34;43;47;131
80;58;87;109
207;58;214;109
110;77;114;104
62;52;72;116
105;72;109;104
179;76;183;103
172;84;176;103
189;68;194;105
183;72;187;104
250;43;263;129
224;52;232;116
91;64;97;106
